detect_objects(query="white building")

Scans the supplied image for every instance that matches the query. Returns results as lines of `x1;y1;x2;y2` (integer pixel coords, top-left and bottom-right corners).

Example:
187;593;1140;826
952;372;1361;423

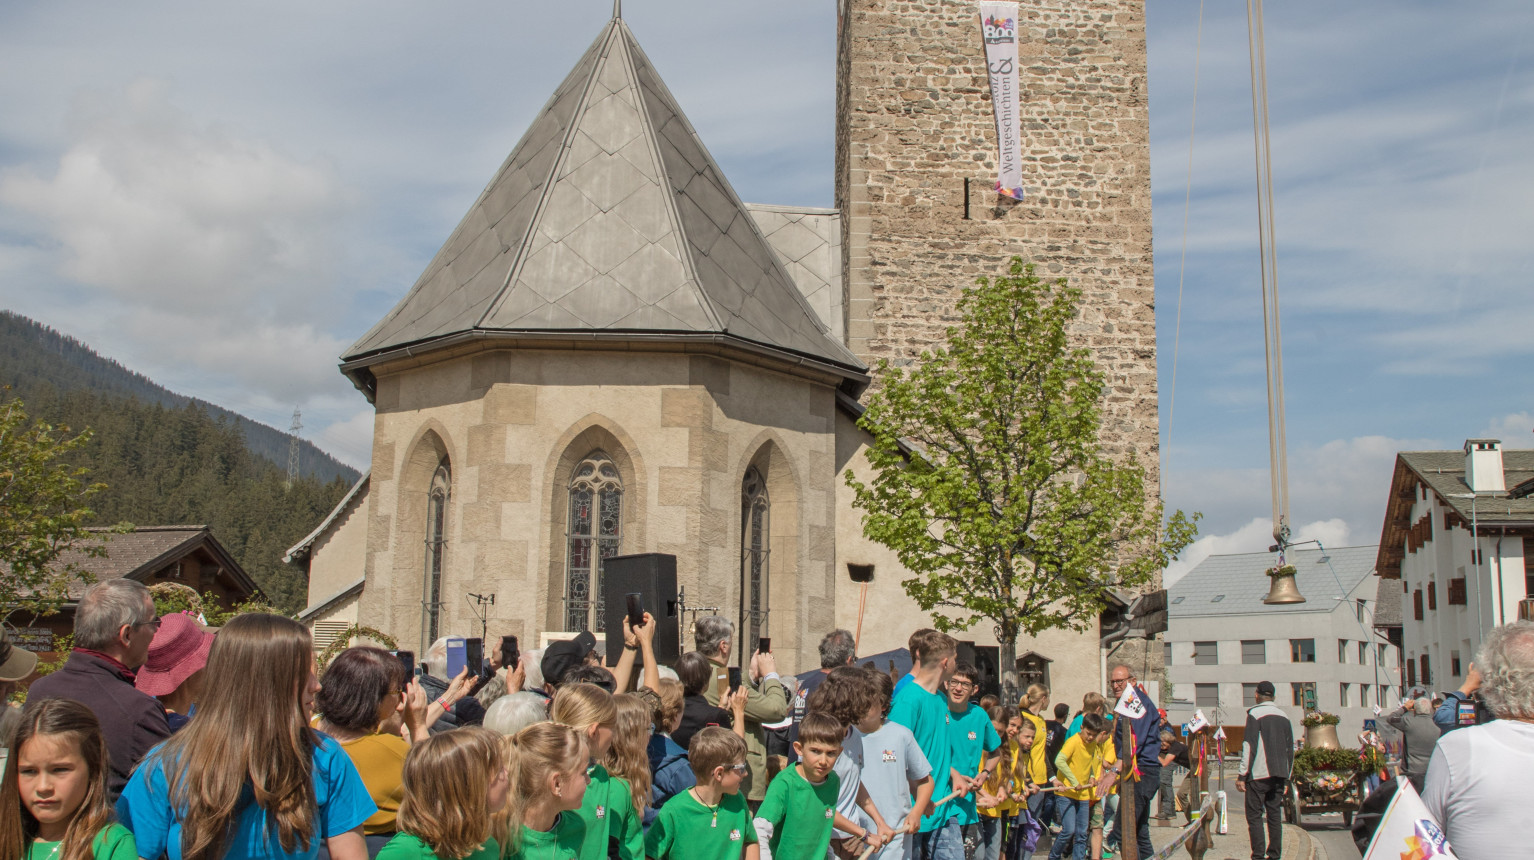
1165;545;1399;741
1375;440;1534;694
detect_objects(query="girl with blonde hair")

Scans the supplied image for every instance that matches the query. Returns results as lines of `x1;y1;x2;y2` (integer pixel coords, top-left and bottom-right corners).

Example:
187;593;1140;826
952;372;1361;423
377;728;507;860
605;696;652;823
548;684;642;860
501;723;590;860
117;614;375;860
0;699;135;860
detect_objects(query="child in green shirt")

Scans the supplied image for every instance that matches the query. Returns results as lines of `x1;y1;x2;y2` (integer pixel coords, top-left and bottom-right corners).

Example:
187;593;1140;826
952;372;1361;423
377;728;507;860
1;699;137;860
754;713;883;860
550;684;644;860
644;728;757;860
501;722;593;860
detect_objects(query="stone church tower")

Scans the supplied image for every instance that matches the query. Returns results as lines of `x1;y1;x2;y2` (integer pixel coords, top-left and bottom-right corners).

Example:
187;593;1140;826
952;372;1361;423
291;2;1161;703
836;0;1158;462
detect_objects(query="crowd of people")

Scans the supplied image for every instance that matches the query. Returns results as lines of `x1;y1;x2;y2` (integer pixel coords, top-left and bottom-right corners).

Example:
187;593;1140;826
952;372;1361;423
3;577;1530;860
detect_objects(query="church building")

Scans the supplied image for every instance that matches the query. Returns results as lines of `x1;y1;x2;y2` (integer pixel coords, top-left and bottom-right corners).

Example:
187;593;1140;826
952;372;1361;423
291;0;1161;706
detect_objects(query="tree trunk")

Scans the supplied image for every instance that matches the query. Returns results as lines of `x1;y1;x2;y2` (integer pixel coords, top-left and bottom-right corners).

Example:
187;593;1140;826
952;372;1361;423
1000;630;1020;704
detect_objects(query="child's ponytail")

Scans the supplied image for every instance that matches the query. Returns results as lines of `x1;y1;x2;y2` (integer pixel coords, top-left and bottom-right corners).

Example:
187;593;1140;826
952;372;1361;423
499;723;588;853
0;700;113;860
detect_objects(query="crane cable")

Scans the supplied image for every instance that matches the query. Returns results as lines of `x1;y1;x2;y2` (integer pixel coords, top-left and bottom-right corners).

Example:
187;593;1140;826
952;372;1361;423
1246;0;1291;548
1165;0;1206;504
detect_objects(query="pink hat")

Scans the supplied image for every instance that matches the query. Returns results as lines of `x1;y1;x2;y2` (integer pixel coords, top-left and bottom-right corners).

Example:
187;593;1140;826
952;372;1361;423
135;613;214;697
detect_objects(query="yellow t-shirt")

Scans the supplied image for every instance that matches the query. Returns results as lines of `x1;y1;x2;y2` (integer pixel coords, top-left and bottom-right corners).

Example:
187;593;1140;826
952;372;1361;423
338;731;410;834
1092;736;1119;801
1019;710;1048;785
978;739;1025;817
1054;734;1105;802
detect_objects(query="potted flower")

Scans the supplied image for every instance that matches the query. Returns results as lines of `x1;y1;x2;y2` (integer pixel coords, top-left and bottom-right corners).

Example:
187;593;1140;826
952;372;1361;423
1302;711;1341;749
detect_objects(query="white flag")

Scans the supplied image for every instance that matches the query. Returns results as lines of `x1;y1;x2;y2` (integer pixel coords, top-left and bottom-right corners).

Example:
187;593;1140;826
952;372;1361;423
1362;778;1459;860
1189;710;1210;733
977;2;1025;200
1113;684;1146;720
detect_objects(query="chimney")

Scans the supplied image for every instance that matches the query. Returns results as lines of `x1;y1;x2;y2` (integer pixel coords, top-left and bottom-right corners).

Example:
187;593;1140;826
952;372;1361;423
1464;439;1506;493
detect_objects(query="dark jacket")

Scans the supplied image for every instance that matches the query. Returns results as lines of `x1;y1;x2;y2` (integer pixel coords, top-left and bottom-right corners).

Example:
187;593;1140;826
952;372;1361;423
646;734;695;827
418;673;487;733
27;651;171;800
673;695;732;750
1239;702;1294;781
1123;684;1162;770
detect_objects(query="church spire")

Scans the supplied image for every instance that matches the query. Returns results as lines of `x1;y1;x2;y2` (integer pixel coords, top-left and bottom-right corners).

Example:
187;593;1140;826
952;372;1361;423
613;0;620;19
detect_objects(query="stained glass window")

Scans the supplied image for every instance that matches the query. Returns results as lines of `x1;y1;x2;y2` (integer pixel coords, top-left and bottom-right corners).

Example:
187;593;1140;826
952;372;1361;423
740;466;769;655
565;452;622;632
424;460;450;645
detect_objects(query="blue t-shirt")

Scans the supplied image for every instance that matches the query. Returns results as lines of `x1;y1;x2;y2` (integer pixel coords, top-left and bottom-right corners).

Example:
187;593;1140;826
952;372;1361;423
118;734;377;860
888;682;952;833
947;703;1002;825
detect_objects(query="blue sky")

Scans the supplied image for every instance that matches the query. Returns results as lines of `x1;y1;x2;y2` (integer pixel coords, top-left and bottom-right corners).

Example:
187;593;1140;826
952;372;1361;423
1;1;1529;578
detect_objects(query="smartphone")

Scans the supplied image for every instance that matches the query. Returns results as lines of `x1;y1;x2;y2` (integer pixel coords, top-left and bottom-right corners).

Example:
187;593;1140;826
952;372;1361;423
393;650;415;678
465;637;484;677
445;637;467;678
728;666;743;693
626;593;645;629
500;635;519;670
758;637;771;653
418;662;428;679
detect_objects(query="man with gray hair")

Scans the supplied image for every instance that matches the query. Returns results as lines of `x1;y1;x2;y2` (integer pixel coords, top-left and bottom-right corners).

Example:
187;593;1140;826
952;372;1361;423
1385;689;1442;792
695;615;787;804
791;628;856;726
28;578;169;800
1421;621;1534;860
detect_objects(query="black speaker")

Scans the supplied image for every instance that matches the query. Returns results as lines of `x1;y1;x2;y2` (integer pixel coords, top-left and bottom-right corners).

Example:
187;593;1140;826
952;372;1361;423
602;553;680;666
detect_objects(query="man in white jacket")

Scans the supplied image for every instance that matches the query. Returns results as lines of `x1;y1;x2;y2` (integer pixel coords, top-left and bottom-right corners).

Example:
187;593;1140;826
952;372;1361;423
1235;681;1294;860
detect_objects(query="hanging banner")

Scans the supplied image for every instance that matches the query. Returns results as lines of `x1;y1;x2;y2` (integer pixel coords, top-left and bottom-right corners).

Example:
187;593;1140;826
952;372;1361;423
978;2;1025;200
1362;778;1459;860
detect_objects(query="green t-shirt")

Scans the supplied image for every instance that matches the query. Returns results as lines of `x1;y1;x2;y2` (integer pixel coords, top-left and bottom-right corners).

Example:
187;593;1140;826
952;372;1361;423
506;812;585;860
572;763;643;860
376;833;500;860
25;823;137;860
755;765;839;860
947;703;1003;826
889;682;954;832
644;790;757;860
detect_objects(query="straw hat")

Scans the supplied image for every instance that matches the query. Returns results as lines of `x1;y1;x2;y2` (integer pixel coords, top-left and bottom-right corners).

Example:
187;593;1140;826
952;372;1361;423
134;612;214;697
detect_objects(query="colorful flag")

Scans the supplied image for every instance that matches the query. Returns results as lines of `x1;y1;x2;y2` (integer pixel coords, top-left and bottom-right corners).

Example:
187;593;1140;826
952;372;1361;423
1113;684;1146;720
1362;778;1459;860
977;2;1025;199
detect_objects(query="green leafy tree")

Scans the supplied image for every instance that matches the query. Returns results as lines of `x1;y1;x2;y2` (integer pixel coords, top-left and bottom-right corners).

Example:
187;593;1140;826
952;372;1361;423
0;396;126;625
846;260;1199;693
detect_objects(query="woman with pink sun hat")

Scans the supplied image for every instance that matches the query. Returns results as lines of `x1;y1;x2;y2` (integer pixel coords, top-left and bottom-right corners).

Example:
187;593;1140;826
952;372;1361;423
134;612;214;732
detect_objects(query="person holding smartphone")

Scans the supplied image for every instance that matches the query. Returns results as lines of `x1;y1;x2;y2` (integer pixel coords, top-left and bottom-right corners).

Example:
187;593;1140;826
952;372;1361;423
693;616;788;806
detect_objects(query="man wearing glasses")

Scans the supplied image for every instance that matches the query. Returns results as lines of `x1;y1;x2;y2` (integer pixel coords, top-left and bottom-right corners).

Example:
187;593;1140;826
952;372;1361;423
28;578;172;800
1107;664;1161;860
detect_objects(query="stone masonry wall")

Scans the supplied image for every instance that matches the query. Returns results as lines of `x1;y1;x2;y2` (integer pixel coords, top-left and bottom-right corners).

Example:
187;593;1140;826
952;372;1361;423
836;0;1164;667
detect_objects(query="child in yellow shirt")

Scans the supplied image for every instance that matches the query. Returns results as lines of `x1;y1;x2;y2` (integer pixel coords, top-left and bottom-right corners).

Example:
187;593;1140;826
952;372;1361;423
1048;714;1110;860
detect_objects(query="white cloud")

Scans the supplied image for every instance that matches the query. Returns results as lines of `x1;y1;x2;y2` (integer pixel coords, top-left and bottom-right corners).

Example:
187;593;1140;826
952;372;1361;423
0;79;348;315
316;408;375;472
1164;516;1353;587
1480;412;1534;447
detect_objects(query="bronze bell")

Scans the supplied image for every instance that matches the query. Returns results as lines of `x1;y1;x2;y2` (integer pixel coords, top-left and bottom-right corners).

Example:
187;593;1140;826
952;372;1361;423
1264;572;1306;605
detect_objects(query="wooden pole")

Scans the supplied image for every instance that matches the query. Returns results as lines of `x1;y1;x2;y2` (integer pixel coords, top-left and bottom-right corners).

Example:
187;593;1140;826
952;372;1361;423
1118;714;1139;860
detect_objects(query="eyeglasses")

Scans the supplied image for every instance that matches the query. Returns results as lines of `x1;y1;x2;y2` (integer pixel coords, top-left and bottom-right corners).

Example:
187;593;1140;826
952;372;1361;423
948;679;975;688
728;763;749;775
130;616;161;632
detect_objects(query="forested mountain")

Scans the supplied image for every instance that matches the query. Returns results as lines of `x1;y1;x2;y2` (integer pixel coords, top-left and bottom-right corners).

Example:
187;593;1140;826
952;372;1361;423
0;312;360;484
2;312;361;613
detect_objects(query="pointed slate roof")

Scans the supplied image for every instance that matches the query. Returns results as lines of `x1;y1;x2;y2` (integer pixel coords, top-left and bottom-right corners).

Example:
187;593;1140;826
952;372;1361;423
343;16;865;393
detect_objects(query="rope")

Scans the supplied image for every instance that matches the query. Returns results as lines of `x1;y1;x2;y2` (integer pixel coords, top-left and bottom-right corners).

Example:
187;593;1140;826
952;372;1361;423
1246;0;1290;543
1165;0;1206;497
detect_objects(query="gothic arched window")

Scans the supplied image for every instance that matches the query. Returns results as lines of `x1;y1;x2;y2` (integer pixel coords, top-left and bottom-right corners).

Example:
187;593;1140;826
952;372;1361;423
740;466;769;654
565;452;622;632
423;459;451;645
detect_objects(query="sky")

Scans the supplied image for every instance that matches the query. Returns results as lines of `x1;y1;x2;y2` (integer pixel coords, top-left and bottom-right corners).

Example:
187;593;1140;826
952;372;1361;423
1;1;1529;582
